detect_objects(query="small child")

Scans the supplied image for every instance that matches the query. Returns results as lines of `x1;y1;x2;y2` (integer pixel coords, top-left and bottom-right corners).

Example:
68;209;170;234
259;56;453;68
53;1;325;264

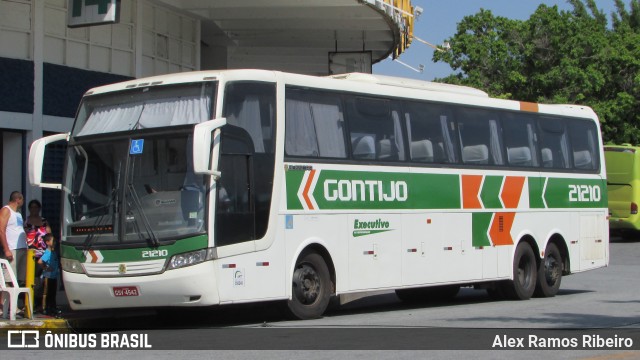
38;234;60;315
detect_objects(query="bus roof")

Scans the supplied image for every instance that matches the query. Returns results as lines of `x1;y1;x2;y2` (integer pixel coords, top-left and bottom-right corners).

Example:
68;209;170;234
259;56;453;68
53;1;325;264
82;69;599;120
327;73;490;98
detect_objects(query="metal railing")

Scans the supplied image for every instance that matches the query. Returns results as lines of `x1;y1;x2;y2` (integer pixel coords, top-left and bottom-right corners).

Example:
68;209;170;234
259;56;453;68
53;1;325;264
362;0;415;58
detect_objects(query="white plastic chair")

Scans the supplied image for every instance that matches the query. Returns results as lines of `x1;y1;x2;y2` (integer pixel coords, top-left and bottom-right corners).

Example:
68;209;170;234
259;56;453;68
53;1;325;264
0;258;33;320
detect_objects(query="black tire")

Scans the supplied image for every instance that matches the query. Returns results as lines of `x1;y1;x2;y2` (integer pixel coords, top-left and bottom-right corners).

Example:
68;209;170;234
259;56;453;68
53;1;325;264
503;242;537;300
395;285;460;303
534;243;563;297
286;252;332;320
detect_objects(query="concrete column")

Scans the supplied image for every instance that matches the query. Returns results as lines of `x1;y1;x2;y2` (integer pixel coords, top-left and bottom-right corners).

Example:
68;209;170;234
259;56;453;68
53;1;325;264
26;0;45;203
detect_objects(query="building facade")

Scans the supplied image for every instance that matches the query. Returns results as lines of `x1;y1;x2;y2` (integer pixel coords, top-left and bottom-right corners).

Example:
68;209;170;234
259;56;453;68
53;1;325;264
0;0;413;233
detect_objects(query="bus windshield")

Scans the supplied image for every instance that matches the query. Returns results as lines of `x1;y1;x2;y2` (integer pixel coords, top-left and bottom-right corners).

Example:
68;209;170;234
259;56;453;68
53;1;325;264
73;83;213;137
62;82;216;247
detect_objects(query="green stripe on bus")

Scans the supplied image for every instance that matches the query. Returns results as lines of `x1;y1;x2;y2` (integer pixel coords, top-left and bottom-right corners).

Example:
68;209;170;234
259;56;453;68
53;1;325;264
285;168;605;211
543;178;607;209
286;170;305;210
61;234;208;262
528;177;546;209
480;176;504;209
472;212;493;247
307;170;461;210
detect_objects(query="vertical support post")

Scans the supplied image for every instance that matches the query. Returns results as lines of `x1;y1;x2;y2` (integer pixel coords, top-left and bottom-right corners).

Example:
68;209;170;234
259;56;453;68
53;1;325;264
25;248;36;318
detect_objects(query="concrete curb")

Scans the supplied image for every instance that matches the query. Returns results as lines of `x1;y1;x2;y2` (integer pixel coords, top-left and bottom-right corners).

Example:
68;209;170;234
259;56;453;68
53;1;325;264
0;317;70;331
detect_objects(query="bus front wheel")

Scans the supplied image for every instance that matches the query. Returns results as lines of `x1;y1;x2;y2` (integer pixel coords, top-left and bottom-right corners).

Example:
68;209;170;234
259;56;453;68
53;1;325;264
504;242;537;300
286;252;332;320
534;243;563;297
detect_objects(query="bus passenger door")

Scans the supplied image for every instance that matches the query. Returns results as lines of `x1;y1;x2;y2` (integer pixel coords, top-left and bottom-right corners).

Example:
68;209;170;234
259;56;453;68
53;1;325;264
215;126;256;247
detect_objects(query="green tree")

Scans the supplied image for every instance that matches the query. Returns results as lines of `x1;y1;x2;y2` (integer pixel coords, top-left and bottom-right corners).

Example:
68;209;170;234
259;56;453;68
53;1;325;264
433;0;640;144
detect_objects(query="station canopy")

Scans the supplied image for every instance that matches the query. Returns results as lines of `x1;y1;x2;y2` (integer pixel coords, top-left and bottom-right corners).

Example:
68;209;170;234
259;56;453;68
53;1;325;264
158;0;414;75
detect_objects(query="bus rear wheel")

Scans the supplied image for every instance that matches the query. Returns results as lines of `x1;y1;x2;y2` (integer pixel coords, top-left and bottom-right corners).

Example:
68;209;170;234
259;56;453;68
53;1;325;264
286;252;332;320
534;243;563;297
503;242;537;300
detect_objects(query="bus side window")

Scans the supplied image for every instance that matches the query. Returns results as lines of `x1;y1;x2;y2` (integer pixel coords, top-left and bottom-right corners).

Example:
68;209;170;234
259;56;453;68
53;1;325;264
285;89;347;158
346;96;404;162
457;108;505;166
502;113;539;168
538;118;570;169
403;101;458;164
569;119;599;171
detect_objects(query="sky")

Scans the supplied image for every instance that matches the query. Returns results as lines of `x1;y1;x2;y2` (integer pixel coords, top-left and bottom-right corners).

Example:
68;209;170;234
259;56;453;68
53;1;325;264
373;0;621;81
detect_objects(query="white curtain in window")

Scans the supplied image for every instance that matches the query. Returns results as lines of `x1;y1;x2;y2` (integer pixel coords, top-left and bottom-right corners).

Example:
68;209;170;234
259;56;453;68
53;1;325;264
285;98;318;156
587;129;597;169
392;110;405;161
560;132;570;168
440;116;457;163
526;123;539;166
309;99;346;158
138;96;211;129
226;96;265;153
489;120;504;164
78;104;143;136
78;95;210;136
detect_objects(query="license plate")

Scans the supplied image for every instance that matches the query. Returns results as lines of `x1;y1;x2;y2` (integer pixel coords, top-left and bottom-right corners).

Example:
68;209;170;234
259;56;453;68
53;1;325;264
113;286;139;297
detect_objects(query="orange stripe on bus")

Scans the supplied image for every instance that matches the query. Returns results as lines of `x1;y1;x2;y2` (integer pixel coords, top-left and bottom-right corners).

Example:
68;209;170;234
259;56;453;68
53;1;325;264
489;212;515;246
302;170;316;210
501;176;526;209
520;101;539;112
461;175;483;209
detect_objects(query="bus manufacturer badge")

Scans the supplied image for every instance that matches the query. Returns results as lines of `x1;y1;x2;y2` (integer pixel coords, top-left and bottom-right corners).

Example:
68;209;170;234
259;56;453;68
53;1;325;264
234;269;245;287
118;264;127;274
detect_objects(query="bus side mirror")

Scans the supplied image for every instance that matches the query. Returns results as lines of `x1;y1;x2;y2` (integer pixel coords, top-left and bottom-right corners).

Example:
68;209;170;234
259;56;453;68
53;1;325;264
193;118;227;178
29;133;69;189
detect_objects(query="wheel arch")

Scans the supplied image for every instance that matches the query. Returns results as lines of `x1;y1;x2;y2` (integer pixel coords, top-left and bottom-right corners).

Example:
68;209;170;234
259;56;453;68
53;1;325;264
517;234;541;270
290;241;336;296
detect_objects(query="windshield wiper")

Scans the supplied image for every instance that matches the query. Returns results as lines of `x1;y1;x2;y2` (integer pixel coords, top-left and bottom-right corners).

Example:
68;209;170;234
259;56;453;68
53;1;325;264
82;187;117;251
126;183;160;247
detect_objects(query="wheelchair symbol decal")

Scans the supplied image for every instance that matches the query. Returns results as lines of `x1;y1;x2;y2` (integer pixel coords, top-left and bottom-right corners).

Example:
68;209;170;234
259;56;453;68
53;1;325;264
130;139;144;155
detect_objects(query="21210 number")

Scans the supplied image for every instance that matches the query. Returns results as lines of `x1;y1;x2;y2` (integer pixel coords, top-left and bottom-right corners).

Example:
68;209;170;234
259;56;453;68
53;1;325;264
142;249;168;258
568;184;601;202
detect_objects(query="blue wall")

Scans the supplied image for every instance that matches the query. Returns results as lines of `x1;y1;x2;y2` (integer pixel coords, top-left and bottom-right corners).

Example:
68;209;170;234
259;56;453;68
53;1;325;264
0;58;133;118
0;57;34;114
43;63;132;118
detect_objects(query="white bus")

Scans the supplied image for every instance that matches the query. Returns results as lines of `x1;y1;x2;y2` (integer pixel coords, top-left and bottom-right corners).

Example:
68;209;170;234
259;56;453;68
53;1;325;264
29;70;608;319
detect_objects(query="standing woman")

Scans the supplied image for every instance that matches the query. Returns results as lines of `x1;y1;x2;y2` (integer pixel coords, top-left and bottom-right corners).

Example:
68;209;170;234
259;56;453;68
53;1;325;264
24;199;51;312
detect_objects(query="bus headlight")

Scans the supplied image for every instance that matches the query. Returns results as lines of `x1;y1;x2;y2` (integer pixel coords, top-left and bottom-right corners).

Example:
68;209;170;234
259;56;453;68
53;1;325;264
61;258;85;274
167;248;215;270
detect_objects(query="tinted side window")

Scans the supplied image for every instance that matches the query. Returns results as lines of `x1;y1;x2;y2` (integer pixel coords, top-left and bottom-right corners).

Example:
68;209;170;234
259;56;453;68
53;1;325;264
285;88;347;158
538;118;570;169
569;119;599;171
404;101;459;163
457;108;504;166
502;114;539;167
346;96;405;161
223;82;276;154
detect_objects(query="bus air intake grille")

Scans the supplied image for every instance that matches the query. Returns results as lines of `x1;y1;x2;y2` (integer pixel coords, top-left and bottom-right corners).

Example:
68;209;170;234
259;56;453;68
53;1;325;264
83;259;167;277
